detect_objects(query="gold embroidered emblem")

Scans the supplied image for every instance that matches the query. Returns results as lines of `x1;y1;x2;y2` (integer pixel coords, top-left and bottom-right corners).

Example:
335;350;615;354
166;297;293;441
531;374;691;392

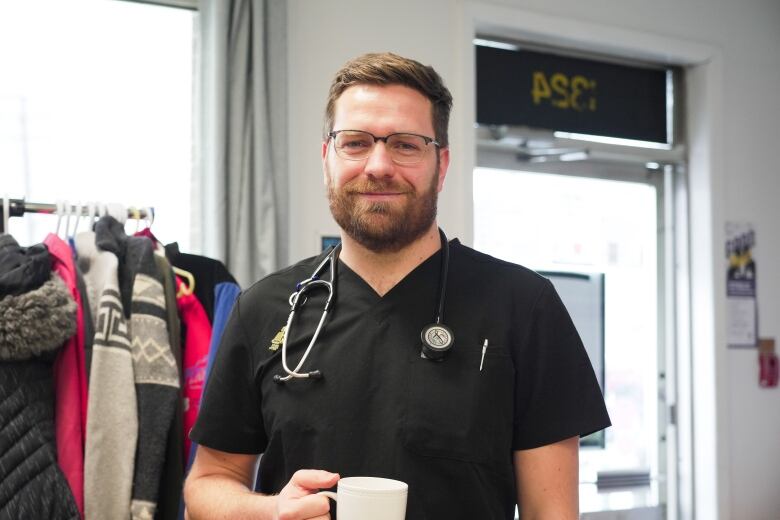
269;326;286;351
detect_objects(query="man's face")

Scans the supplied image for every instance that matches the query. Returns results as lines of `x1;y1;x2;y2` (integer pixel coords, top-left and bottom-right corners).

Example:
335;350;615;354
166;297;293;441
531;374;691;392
322;84;449;253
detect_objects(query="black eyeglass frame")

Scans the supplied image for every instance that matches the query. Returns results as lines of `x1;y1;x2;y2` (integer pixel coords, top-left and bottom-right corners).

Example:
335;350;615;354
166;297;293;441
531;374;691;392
327;129;441;164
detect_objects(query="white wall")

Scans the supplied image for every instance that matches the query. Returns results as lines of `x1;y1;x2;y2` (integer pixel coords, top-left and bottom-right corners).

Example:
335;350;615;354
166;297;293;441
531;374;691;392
287;0;467;260
286;1;780;518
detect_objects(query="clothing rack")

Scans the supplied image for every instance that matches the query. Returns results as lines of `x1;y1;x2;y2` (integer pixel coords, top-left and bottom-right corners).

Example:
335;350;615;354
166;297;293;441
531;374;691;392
0;198;154;234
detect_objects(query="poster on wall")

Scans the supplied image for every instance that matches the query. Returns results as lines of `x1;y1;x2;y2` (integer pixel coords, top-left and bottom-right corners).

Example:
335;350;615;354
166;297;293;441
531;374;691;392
726;222;757;348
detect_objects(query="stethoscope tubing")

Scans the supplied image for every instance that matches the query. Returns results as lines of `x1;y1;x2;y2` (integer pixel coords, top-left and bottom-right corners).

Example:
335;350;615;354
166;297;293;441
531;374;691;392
274;247;339;382
277;306;330;382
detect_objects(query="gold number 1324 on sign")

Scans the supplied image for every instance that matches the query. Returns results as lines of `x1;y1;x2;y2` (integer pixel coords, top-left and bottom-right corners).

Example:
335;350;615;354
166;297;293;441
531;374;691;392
531;71;597;112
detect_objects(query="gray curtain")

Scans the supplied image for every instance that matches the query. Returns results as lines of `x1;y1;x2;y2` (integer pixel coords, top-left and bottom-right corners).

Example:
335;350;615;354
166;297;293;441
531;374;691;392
194;0;288;288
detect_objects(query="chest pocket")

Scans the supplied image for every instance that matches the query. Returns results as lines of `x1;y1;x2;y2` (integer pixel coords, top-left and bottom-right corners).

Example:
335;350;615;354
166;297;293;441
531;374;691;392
402;340;515;466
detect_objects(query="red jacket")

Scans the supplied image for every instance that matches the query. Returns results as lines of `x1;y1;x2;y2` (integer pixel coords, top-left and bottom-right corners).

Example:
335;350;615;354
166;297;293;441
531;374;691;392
45;234;87;518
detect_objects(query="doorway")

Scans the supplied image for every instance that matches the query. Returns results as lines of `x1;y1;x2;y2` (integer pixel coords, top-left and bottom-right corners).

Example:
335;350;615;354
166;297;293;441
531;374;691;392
473;117;689;518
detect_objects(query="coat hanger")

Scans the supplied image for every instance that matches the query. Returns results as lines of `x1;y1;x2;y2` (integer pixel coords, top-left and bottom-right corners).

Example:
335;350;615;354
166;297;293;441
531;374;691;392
86;201;97;231
144;207;154;228
139;206;155;235
55;200;65;236
2;195;9;234
63;201;73;239
175;267;195;298
130;207;141;234
68;201;84;239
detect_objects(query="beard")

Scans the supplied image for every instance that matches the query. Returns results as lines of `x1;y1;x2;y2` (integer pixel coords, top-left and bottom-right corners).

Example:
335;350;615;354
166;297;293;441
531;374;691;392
327;164;439;254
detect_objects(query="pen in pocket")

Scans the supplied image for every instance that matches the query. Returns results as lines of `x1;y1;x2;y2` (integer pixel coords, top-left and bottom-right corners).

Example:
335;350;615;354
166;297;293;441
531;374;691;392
480;339;488;371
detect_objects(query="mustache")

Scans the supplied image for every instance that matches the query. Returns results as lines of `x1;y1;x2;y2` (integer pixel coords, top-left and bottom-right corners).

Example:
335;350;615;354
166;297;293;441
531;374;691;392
343;179;412;195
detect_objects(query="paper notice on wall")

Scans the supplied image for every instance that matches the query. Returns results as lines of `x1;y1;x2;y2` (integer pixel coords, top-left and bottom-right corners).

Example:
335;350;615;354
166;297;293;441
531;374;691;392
725;222;757;348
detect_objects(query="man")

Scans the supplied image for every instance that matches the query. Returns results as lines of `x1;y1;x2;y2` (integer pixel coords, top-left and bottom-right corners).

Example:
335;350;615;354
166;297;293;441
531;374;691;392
184;52;610;519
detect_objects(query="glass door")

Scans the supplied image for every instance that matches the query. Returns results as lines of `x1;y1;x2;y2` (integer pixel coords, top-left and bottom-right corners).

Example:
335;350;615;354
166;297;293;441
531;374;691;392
474;163;668;518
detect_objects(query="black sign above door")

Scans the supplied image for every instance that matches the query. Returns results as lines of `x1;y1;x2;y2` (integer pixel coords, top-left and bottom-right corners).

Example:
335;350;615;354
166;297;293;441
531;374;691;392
476;44;668;143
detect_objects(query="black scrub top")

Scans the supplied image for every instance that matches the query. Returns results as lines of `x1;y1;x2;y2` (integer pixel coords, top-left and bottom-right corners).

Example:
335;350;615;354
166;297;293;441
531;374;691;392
191;239;611;520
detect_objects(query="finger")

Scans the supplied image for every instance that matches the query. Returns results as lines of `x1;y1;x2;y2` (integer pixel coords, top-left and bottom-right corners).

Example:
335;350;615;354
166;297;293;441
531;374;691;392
280;493;331;519
290;469;340;491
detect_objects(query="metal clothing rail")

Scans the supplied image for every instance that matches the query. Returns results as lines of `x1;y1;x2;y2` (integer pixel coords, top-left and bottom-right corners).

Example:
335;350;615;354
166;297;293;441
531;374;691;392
0;198;154;233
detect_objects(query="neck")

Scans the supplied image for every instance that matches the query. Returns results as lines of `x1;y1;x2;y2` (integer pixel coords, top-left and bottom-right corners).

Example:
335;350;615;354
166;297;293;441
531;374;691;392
338;223;442;296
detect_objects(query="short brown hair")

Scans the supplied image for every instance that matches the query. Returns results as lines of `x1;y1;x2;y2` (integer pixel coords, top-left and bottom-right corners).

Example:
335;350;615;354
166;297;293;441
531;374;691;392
323;52;453;147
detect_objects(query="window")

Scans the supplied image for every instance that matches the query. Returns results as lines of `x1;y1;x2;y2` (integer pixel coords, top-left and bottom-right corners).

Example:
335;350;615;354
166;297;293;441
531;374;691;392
0;0;195;249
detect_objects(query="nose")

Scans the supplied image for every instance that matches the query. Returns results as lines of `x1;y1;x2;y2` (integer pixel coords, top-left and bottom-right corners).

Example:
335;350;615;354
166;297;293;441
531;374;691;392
363;140;395;177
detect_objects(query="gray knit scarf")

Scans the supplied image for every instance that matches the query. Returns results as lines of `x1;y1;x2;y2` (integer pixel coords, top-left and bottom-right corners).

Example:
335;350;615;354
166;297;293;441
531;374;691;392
0;275;77;361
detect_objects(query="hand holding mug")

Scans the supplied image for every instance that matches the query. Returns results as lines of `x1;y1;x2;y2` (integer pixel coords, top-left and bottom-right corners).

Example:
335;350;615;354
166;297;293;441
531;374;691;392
275;469;340;520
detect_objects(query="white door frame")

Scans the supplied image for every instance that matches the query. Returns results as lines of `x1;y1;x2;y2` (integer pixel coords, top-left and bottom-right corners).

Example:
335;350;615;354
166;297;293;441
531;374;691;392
455;3;727;519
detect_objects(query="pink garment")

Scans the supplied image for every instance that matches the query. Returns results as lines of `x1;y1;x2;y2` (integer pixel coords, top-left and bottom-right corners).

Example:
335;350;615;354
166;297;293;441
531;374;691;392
176;276;212;462
44;234;87;518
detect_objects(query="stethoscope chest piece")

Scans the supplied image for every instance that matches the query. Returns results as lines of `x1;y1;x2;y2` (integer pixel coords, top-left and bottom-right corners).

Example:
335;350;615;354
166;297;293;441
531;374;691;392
420;323;454;361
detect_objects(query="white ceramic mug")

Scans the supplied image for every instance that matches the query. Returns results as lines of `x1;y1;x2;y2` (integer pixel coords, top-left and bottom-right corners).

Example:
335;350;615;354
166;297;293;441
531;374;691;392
318;476;408;520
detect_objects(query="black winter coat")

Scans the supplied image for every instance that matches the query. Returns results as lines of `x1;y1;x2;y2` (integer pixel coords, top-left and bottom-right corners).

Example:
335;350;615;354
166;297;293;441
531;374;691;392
0;236;79;519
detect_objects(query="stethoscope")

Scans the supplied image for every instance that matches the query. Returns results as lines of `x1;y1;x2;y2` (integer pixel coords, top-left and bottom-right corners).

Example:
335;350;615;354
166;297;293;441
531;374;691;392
273;229;454;384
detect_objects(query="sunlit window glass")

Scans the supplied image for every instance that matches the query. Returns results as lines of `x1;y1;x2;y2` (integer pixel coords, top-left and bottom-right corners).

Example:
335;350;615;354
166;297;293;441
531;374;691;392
0;0;194;249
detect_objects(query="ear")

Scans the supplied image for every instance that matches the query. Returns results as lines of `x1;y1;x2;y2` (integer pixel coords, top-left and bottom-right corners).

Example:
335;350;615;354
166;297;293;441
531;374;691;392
322;139;330;186
436;147;450;193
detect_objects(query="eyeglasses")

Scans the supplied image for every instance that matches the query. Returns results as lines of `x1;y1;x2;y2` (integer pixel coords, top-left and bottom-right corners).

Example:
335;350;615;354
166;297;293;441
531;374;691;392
328;130;440;165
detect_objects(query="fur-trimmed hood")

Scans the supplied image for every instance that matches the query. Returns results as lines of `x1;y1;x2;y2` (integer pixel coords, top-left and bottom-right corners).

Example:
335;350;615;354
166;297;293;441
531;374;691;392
0;234;51;297
0;275;77;361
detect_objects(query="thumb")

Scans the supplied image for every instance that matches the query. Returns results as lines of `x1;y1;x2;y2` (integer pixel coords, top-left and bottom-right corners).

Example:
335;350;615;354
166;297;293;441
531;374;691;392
290;469;340;491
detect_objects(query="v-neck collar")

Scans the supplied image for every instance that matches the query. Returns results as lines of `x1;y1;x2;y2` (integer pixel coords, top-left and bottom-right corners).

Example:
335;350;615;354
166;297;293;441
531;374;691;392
336;238;459;302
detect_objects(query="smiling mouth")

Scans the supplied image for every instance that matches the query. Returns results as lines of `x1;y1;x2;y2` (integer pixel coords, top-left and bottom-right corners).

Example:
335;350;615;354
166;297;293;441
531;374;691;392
354;191;409;199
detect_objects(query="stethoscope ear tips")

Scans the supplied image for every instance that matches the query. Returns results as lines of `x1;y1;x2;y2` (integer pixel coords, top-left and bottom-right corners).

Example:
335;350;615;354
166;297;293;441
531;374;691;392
308;370;323;379
273;375;286;384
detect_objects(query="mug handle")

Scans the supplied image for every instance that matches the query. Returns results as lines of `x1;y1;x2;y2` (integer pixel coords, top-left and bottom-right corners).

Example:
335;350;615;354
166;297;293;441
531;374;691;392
318;491;338;501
